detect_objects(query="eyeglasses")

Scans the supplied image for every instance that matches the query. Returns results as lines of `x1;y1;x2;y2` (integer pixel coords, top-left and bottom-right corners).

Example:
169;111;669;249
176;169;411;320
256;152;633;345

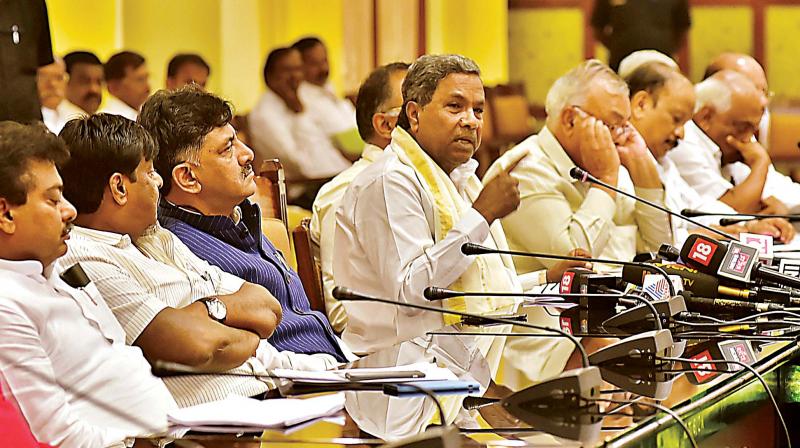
572;106;630;142
379;106;402;118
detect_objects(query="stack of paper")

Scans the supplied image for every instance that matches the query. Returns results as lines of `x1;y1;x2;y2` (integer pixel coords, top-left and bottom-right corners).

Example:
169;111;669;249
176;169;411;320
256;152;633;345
167;392;345;430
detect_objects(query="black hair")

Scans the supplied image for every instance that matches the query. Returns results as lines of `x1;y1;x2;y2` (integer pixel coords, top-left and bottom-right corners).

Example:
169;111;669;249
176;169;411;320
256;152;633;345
59;114;158;214
104;51;146;82
291;36;324;55
167;53;211;77
0;122;69;206
63;51;102;75
137;86;233;195
355;62;410;141
624;61;681;105
262;47;297;86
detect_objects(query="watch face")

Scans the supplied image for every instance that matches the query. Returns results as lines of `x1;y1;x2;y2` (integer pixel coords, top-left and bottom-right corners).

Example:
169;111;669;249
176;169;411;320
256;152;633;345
205;298;227;321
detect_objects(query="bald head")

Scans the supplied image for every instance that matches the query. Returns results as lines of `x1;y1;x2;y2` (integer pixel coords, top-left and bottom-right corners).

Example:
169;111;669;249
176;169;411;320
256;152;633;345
705;53;768;96
694;69;766;162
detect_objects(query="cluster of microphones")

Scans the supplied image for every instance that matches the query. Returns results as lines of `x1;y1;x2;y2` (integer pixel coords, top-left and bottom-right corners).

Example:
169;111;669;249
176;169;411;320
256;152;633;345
129;165;797;447
333;167;799;446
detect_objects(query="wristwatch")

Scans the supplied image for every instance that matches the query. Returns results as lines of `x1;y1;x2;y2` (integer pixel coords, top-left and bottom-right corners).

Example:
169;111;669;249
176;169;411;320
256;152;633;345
199;297;227;323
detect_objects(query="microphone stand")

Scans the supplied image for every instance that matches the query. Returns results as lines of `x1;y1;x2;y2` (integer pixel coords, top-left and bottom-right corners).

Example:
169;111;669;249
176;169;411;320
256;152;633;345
461;242;677;297
569;166;736;240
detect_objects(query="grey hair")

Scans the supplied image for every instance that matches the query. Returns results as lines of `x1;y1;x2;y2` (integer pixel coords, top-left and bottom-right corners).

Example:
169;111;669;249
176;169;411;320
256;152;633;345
545;59;629;117
397;54;481;130
694;76;733;113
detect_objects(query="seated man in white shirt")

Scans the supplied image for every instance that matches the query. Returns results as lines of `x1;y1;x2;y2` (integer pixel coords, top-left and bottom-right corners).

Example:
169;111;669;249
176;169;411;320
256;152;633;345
166;53;211;91
625;61;794;244
310;61;409;333
56;114;318;407
100;51;151;121
0;121;176;447
701;53;800;213
249;47;351;207
335;55;590;390
492;60;671;272
63;51;103;115
36;57;81;134
667;70;773;215
292;37;362;156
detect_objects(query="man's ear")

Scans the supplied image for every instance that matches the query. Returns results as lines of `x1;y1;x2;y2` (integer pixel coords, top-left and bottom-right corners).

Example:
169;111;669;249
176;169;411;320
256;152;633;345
694;106;714;133
406;101;421;134
172;163;202;194
372;113;392;141
630;90;652;121
108;173;128;206
560;106;579;135
0;198;16;235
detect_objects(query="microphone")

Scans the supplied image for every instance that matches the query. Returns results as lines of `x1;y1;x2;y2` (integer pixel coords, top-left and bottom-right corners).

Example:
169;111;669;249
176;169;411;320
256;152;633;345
334;287;590;368
569;166;735;240
680;293;783;315
461;242;677;297
424;286;664;331
681;208;800;222
623;263;752;300
587;330;679;399
658;244;681;262
680;234;800;290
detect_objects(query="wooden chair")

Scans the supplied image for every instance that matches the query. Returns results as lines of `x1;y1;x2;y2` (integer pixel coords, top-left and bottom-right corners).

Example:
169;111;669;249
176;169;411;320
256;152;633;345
291;217;326;314
251;160;292;260
477;83;537;177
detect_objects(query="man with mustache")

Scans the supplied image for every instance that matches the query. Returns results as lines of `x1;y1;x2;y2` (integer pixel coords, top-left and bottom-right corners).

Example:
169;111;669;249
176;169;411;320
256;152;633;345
334;56;590;434
0;121;176;446
625;61;794;244
37;57;82;134
138;86;350;364
57;114;325;407
492;60;671;273
63;51;104;115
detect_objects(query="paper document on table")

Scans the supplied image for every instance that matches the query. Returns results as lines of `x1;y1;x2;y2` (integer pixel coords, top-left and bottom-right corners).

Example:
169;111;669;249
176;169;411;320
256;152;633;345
271;362;457;383
167;392;345;428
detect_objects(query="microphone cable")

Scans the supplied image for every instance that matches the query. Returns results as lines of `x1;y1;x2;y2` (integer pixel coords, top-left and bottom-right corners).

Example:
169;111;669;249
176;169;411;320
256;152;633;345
588;397;697;448
658;356;791;448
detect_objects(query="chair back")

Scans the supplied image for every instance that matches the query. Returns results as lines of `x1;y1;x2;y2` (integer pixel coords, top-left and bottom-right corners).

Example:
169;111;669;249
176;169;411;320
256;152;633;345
291;218;326;313
254;159;288;230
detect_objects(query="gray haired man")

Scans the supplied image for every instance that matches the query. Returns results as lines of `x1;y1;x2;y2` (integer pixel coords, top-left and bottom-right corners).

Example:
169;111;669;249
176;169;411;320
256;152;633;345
332;54;587;435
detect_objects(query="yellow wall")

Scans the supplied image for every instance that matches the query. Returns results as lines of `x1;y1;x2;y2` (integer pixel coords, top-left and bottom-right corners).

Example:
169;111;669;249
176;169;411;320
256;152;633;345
427;0;509;85
509;8;584;105
766;6;800;99
48;0;119;60
688;6;753;82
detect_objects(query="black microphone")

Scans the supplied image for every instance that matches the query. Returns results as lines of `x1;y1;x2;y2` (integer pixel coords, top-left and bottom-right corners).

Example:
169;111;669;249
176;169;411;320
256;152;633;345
461;242;677;297
569;166;735;240
681;293;783;315
681;208;800;222
658;243;681;262
333;286;590;368
622;262;761;300
680;234;800;290
424;286;664;331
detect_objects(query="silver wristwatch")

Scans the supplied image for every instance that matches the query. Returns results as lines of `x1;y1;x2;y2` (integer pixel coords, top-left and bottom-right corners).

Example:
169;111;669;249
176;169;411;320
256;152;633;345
199;297;227;323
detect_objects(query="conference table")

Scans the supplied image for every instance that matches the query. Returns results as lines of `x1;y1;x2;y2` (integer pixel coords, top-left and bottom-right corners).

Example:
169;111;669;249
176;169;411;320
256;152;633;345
136;334;799;447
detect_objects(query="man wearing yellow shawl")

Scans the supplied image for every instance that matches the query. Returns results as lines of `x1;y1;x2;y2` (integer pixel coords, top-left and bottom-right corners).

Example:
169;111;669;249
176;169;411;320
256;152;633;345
333;55;587;437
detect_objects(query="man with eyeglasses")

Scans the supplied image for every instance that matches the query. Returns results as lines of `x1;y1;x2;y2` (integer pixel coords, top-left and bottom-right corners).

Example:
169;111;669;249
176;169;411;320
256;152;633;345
489;59;671;273
669;53;800;214
310;62;409;333
667;70;776;214
37;57;80;134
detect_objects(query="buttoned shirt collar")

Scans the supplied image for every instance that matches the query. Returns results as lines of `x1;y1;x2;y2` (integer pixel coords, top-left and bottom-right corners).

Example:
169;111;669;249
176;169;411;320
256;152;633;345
361;143;384;163
159;198;261;252
73;225;132;248
0;258;46;283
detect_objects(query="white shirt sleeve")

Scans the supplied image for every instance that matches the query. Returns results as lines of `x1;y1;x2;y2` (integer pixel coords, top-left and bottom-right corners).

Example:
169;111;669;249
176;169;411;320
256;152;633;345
350;170;491;310
667;142;733;200
0;302;127;448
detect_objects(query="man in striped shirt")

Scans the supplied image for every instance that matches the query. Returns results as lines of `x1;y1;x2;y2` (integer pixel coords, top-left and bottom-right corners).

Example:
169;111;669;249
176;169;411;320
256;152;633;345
57;114;340;407
138;86;350;363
